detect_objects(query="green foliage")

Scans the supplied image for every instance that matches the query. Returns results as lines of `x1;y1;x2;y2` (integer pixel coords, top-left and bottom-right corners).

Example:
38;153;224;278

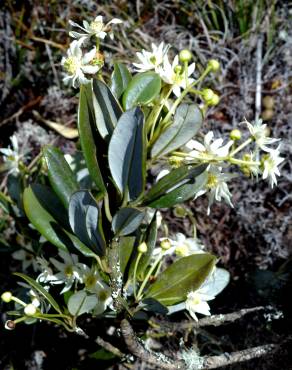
111;62;132;99
112;207;145;236
14;272;62;313
145;254;216;305
122;71;161;110
78;84;107;193
43;146;80;209
108;107;146;200
151;104;203;158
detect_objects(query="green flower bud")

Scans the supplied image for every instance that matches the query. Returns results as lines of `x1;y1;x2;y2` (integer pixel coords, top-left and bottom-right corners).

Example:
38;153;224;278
179;49;192;63
174;65;183;74
202;88;215;102
173;205;188;218
138;242;148;254
208;59;220;72
160;239;171;250
24;304;37;316
208;94;220;106
1;291;12;303
230;129;242;140
169;155;184;168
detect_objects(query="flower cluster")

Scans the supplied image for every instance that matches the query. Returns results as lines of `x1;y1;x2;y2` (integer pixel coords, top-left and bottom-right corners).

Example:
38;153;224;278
62;15;122;87
133;42;196;97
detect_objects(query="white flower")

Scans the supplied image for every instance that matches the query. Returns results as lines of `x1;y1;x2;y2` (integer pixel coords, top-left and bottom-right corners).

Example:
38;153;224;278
77;263;103;293
185;131;233;162
61;40;101;88
0;135;23;174
133;42;170;73
49;250;80;293
158;55;195;97
93;281;112;315
194;166;235;215
12;245;38;271
185;290;213;321
262;146;284;188
167;268;230;320
69;15;122;43
245;118;280;152
168;233;204;257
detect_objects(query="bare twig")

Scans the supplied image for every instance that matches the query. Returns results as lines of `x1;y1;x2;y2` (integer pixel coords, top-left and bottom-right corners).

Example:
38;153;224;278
121;319;184;370
202;343;278;369
149;306;264;333
95;336;124;358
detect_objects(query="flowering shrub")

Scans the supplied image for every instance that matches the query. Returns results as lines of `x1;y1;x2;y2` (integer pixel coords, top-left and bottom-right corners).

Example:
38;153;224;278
1;13;284;361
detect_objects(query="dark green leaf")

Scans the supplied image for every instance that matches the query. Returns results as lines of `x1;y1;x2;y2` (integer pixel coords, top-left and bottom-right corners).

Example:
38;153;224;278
78;84;106;194
151;104;203;158
145;253;216;305
108;107;146;200
43;146;79;209
118;236;136;274
92;79;123;140
14;272;62;313
142;298;168;314
69;190;105;256
146;171;207;208
23;185;97;258
143;164;207;205
123;72;161;110
111;63;132;99
112;207;145;236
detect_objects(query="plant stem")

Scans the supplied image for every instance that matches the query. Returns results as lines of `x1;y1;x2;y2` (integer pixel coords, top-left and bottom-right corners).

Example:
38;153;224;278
137;253;163;301
11;297;26;307
133;253;143;300
229;138;252;156
103;193;112;222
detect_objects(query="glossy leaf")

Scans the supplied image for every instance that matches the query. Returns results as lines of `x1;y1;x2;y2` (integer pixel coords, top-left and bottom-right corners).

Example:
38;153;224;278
23;185;97;258
146;171;207;208
14;272;62;313
78;84;106;194
68;290;98;316
111;63;132;99
151;104;203;158
145;253;216;305
143;164;207;205
142;298;168;314
69;190;105;256
108;107;146;200
112;207;145;236
122;72;161;110
43;146;79;209
92;79;123;140
118;236;136;274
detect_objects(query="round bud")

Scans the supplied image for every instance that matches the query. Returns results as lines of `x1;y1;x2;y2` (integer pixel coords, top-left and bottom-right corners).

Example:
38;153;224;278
160;239;171;250
138;242;148;254
261;109;274;121
179;49;192;63
242;153;252;161
5;320;16;330
24;304;37;316
208;59;220;72
1;291;12;303
262;96;274;109
174;65;183;74
202;88;214;103
208;94;220;106
230;129;242;141
173;206;188;218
